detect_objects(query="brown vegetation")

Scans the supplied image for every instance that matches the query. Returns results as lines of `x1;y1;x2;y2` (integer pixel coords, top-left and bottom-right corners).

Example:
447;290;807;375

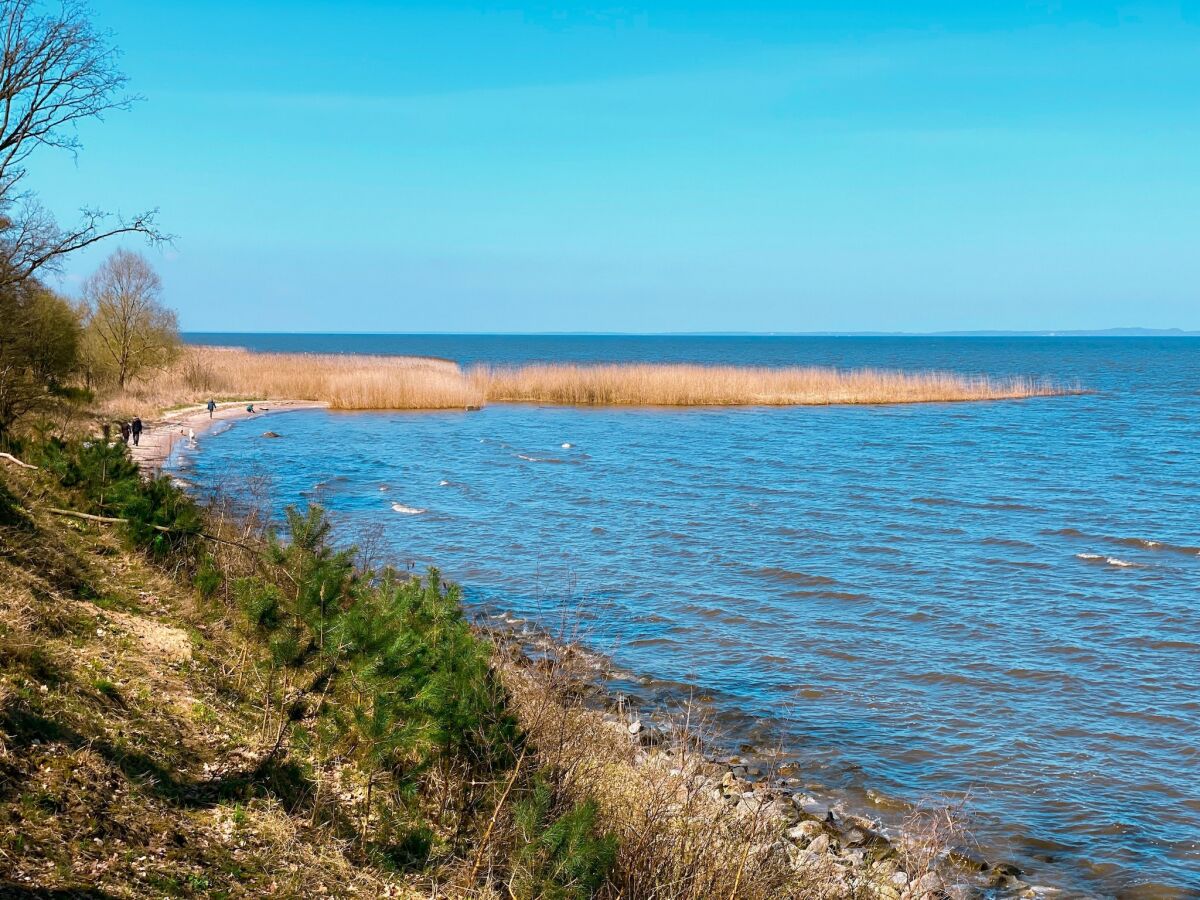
105;345;484;414
496;654;867;900
0;461;417;897
471;362;1068;406
110;346;1071;416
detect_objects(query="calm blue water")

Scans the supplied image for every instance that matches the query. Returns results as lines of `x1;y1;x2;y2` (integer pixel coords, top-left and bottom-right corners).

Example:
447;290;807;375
175;335;1200;897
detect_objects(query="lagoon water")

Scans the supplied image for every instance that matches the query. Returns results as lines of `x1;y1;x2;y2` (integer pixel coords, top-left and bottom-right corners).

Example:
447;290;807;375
175;335;1199;897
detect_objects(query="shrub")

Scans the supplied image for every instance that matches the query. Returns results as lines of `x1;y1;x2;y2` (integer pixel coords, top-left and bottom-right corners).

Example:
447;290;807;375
194;554;221;598
234;577;283;632
36;438;138;515
511;774;617;900
112;473;202;557
34;438;202;557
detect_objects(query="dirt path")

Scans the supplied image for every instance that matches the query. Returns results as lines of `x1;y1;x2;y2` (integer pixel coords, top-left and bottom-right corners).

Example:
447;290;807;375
129;399;327;473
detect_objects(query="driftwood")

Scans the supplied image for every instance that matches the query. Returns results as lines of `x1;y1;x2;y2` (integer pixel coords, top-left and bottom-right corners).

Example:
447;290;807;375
0;452;37;470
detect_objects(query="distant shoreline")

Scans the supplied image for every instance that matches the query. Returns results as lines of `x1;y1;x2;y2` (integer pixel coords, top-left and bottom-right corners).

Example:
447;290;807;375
182;328;1200;338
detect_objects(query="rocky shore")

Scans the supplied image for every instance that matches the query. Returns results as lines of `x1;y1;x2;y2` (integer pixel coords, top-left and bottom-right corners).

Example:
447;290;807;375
487;622;1043;900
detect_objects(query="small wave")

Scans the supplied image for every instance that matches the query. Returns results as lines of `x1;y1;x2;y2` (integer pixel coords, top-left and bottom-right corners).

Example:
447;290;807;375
784;589;871;602
1046;527;1086;538
1075;553;1140;568
981;536;1037;550
516;453;564;464
982;557;1054;570
391;503;426;515
1111;536;1200;556
982;501;1042;512
561;442;573;448
1051;528;1199;557
438;479;450;486
757;567;837;586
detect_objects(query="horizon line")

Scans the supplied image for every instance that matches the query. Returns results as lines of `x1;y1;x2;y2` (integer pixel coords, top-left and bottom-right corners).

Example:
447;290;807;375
181;328;1200;337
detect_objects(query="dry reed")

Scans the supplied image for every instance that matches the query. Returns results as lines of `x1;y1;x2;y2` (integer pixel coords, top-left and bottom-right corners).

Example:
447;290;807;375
107;346;1071;414
471;362;1069;406
104;345;484;413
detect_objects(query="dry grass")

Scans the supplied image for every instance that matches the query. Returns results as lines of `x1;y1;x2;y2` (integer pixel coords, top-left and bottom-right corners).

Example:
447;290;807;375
104;346;1072;416
471;362;1069;406
0;464;418;898
493;642;880;900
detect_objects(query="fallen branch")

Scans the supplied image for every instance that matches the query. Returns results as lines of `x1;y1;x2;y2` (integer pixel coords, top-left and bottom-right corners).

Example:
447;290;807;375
45;507;133;526
42;507;258;552
0;452;37;470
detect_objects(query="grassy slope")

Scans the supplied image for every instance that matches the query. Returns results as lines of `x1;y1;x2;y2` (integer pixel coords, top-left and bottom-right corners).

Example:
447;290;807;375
0;464;416;898
0;451;929;900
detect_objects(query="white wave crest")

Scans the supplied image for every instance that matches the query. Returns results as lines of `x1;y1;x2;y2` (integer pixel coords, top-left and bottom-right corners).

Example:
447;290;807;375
391;503;426;515
1076;552;1139;568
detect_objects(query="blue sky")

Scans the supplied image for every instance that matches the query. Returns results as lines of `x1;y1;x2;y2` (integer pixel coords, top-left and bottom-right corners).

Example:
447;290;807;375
30;1;1200;332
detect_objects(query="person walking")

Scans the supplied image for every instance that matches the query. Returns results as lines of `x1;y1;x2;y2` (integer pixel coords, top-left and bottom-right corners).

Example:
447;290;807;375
120;422;131;444
207;398;216;418
131;417;143;447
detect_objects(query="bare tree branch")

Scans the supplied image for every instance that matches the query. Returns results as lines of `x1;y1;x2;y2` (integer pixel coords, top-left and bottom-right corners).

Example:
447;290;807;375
0;0;168;283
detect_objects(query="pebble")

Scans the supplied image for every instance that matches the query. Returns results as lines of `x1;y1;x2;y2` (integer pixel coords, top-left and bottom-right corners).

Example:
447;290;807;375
948;846;989;872
807;833;832;855
910;871;942;895
792;794;826;817
786;820;824;842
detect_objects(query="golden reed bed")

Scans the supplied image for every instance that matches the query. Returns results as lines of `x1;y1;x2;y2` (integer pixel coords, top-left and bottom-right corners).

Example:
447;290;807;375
114;346;1072;412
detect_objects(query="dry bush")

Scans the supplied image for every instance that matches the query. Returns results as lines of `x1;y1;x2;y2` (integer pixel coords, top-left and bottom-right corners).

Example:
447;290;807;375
897;793;979;897
495;649;866;900
472;363;1070;406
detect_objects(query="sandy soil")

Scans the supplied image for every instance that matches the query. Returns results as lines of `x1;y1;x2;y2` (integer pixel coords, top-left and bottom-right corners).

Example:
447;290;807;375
128;399;327;473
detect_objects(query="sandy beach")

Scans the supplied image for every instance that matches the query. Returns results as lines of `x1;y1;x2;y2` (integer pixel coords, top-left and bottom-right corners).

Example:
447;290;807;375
129;399;326;473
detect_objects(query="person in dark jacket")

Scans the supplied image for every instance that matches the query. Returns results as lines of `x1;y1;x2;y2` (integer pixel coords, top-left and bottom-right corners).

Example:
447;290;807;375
207;398;216;418
120;422;131;444
131;417;143;447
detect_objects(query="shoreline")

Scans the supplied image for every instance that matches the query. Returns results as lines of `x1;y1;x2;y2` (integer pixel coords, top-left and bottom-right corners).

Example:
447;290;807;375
484;622;1040;900
129;399;328;473
146;404;1063;899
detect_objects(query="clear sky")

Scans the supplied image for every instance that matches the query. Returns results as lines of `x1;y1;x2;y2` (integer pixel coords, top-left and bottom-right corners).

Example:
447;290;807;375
30;1;1200;332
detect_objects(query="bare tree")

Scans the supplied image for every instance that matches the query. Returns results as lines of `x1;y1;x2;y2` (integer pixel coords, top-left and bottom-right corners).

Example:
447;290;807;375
0;0;168;286
82;248;177;388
